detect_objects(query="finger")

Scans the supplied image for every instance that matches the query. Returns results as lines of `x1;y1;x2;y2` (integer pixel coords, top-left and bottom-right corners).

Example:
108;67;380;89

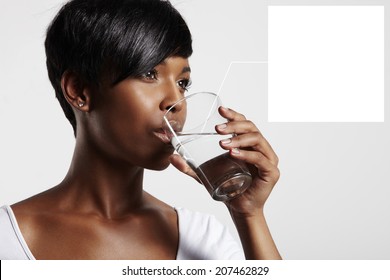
216;119;279;165
217;106;279;165
219;132;279;166
229;148;280;183
216;119;257;135
169;154;201;183
218;106;246;122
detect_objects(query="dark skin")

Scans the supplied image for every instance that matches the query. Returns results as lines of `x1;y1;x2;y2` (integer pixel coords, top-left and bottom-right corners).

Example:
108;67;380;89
12;56;281;260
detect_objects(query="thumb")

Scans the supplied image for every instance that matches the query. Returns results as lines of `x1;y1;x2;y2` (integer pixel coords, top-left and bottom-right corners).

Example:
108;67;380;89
169;154;201;184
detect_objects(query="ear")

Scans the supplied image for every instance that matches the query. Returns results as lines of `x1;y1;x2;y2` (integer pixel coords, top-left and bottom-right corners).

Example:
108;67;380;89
61;70;91;112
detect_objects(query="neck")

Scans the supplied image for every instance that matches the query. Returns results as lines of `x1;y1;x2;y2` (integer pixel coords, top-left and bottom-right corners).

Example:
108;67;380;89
57;136;146;219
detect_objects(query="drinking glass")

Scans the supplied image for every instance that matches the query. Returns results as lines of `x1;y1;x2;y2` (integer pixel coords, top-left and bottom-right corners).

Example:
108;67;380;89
163;92;252;201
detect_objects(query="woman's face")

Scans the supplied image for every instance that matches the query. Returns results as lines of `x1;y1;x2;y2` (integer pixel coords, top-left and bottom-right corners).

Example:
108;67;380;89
88;56;191;170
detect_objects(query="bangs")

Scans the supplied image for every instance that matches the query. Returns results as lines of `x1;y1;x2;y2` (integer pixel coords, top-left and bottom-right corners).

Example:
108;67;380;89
104;0;193;84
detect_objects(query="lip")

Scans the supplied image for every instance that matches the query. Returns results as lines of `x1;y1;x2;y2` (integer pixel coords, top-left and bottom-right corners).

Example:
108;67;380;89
153;129;172;145
165;120;183;133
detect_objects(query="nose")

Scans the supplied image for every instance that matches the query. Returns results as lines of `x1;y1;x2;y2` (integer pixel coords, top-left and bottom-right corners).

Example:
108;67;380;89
160;84;184;113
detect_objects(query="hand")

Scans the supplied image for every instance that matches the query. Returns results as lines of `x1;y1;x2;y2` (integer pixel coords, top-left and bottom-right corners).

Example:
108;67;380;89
169;106;280;216
169;154;201;184
215;106;280;217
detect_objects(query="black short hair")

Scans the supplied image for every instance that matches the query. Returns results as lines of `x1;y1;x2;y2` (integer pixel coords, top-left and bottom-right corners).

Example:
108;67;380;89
45;0;193;135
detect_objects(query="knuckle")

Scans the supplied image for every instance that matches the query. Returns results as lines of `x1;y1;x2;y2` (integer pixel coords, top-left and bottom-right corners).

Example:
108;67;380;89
245;120;255;132
256;131;264;141
245;119;254;126
238;113;246;120
272;168;281;182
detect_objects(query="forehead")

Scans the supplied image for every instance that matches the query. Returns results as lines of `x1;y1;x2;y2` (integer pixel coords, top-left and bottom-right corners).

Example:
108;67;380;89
156;57;191;73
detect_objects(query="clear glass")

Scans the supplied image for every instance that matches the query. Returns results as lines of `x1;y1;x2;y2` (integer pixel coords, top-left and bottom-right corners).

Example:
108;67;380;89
163;92;252;201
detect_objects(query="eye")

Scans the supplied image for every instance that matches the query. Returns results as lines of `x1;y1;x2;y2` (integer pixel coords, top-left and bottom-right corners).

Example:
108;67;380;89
177;78;192;92
142;69;158;80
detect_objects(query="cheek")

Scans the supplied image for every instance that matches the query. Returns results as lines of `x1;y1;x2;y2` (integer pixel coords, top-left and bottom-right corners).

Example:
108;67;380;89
90;92;162;163
96;99;152;145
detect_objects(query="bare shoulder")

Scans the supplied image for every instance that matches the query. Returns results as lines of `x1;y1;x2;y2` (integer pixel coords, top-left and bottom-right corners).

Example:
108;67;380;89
142;191;177;224
11;187;61;245
11;187;61;219
9;189;179;259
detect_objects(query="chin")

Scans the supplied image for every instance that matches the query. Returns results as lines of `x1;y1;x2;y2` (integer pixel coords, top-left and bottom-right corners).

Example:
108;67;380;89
146;163;171;171
144;155;172;171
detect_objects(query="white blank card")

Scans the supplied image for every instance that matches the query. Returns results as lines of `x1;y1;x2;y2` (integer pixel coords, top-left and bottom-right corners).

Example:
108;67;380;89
268;6;384;122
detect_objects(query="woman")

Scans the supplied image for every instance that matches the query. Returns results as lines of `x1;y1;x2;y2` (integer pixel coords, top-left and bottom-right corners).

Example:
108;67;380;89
0;0;281;260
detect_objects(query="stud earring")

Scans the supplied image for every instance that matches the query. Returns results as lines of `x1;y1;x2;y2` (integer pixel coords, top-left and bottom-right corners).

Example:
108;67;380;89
78;101;85;107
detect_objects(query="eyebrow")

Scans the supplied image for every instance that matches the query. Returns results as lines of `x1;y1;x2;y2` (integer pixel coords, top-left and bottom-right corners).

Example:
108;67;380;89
181;66;191;74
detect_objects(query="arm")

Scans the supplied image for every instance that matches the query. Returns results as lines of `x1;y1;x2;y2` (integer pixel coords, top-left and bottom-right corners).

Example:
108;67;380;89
230;209;281;260
217;106;281;260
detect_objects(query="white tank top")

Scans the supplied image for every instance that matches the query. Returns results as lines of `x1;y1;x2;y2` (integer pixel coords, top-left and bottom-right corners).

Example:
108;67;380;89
0;205;244;260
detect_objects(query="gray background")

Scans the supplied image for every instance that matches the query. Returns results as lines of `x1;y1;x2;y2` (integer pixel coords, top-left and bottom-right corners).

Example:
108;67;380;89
0;0;388;259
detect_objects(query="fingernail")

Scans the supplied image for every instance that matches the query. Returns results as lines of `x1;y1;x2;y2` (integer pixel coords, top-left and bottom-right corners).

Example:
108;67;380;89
231;148;240;154
221;138;231;145
220;106;228;111
217;123;227;130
